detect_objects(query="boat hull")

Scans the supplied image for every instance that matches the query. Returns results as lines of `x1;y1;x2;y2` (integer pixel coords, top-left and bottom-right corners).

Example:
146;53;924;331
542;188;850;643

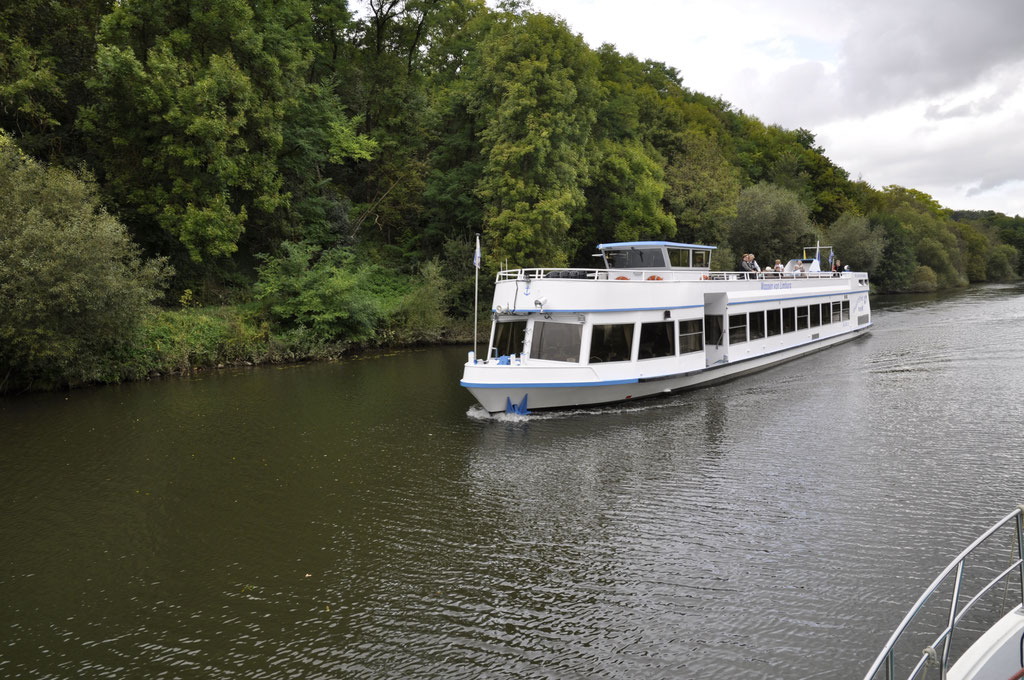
463;325;870;413
947;605;1024;680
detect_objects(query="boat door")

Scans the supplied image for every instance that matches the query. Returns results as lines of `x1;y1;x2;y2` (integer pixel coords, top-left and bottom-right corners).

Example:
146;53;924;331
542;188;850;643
704;292;728;366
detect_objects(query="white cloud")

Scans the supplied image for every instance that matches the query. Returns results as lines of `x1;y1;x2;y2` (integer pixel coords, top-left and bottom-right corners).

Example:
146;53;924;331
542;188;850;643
526;0;1024;216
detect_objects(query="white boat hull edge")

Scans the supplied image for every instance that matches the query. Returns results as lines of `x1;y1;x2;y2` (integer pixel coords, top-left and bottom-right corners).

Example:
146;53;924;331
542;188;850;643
948;605;1024;680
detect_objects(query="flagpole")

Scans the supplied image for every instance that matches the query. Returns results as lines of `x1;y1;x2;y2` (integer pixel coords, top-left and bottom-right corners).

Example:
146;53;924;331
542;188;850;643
473;234;480;363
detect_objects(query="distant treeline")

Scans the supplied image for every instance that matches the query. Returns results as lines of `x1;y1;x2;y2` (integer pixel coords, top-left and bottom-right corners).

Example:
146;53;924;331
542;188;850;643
2;0;1022;390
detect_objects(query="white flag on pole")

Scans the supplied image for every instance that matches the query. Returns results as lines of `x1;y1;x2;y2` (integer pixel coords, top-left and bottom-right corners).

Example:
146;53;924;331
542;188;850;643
473;234;481;269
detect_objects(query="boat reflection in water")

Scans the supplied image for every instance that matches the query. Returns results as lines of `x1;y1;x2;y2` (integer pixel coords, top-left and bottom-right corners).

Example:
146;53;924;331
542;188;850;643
462;241;871;414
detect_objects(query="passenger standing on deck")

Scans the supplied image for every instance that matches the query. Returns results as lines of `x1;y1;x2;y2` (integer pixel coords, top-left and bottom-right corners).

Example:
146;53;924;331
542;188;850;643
832;258;842;276
740;254;757;275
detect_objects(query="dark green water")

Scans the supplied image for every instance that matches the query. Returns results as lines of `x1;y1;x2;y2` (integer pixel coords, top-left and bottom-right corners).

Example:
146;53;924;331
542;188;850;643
3;284;1023;678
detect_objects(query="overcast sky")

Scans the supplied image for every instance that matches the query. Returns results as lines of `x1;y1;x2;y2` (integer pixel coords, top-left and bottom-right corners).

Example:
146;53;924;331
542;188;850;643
526;0;1024;218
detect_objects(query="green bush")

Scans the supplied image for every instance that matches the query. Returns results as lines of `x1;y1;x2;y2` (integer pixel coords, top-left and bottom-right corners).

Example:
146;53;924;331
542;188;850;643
907;265;938;292
254;242;384;344
129;306;266;375
395;259;449;343
0;133;169;391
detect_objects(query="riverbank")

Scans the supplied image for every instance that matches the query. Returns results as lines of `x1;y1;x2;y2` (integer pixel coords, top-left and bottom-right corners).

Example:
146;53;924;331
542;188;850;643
1;302;478;394
133;304;478;379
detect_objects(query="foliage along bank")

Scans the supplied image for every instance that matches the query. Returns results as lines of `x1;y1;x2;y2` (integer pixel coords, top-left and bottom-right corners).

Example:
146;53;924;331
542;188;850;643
2;0;1022;391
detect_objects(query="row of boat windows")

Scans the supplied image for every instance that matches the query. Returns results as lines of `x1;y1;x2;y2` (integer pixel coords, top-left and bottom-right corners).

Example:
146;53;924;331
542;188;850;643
725;300;851;345
491;299;853;363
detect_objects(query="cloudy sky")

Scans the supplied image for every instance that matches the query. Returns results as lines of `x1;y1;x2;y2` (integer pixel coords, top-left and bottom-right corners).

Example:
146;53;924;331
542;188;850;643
527;0;1024;217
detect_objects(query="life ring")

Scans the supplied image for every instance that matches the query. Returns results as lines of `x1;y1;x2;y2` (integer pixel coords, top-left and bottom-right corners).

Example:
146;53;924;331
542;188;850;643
701;274;709;280
647;275;663;281
615;276;629;280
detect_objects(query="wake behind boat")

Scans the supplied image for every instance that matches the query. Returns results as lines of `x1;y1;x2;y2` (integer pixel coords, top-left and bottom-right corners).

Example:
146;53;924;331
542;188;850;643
461;241;871;414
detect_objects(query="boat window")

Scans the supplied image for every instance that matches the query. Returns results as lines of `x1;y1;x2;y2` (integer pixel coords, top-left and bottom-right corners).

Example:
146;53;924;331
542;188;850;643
590;324;634;363
692;250;709;268
767;309;781;336
668;248;691;267
810;305;821;327
704;315;724;347
842;300;850;321
821;302;832;324
492;320;526;357
679;319;703;354
797;306;809;330
832;301;841;321
749;310;766;340
782;307;796;333
729;313;747;344
604;248;665;269
639;321;674;360
530;322;582;362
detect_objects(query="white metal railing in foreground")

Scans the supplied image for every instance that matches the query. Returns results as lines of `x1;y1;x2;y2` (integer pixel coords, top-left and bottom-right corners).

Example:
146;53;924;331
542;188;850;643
494;268;859;282
863;507;1024;680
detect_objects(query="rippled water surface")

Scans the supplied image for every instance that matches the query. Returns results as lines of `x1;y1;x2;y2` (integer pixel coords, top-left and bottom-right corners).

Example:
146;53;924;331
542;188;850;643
3;284;1024;679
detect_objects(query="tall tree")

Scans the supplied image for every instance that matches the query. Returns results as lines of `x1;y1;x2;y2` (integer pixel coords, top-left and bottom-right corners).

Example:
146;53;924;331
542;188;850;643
827;212;885;273
465;12;600;269
729;182;813;264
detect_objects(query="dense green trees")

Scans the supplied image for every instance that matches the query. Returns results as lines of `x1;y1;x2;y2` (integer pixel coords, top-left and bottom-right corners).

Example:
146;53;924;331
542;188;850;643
1;0;1021;390
78;0;374;265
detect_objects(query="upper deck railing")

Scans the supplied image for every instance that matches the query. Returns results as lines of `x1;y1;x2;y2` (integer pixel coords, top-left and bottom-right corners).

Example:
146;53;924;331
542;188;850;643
495;268;866;283
863;507;1024;680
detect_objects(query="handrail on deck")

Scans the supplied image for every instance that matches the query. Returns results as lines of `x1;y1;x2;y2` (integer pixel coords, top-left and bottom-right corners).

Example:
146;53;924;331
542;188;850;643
863;507;1024;680
494;268;858;282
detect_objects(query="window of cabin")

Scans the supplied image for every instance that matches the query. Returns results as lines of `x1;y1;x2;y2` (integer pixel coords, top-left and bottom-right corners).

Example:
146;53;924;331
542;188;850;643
821;302;832;324
668;248;691;267
604;248;665;269
767;309;782;336
692;250;710;268
590;324;634;363
639;321;675;359
842;300;851;321
797;306;809;330
810;304;821;327
530;322;582;362
729;313;748;344
782;307;796;333
749;310;766;340
832;301;842;321
492;320;526;357
679;319;704;353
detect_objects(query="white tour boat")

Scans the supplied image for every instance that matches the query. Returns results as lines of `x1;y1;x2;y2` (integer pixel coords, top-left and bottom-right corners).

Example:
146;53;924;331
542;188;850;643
461;240;871;414
864;506;1024;680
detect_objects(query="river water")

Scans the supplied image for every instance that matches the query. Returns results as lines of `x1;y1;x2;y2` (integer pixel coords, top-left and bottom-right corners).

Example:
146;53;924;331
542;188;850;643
2;284;1023;679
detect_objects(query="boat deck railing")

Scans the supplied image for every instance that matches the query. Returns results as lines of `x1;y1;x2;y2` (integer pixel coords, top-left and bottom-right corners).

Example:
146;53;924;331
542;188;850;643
495;268;865;283
863;507;1024;680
